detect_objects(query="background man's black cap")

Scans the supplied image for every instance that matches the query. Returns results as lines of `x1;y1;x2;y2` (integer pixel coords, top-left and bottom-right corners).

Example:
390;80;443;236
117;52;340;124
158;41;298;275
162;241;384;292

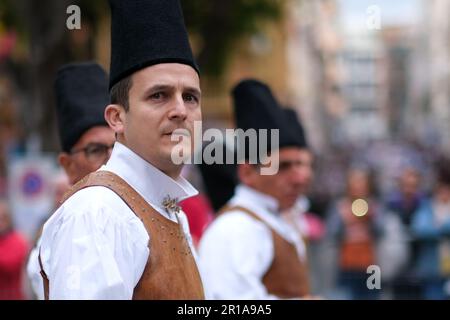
55;62;109;152
108;0;199;89
198;140;238;211
283;108;308;149
232;79;306;162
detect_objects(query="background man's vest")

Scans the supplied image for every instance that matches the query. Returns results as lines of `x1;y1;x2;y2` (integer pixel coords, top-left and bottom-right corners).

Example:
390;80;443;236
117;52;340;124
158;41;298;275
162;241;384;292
220;206;310;298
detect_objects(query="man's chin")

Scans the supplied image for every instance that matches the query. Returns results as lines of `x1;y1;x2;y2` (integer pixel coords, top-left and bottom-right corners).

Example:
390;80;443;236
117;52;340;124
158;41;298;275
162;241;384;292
284;196;300;209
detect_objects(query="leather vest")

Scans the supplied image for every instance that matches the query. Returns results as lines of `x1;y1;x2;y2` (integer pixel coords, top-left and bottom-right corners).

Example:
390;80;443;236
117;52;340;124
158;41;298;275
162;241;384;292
220;205;310;298
39;171;205;300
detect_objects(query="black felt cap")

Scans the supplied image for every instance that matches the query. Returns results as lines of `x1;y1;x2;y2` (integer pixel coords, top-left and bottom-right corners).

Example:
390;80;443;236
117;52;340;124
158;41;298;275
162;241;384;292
55;62;109;152
108;0;199;89
232;79;306;162
198;140;238;212
283;108;308;149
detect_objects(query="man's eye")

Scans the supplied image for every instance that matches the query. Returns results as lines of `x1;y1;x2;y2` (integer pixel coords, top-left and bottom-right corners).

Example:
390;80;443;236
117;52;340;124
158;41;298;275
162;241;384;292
86;146;102;154
150;92;164;100
183;94;198;103
278;162;291;171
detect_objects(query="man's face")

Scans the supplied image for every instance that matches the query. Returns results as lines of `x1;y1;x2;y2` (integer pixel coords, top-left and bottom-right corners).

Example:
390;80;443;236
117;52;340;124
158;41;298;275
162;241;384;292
436;184;450;203
59;126;115;185
121;63;201;176
245;147;313;211
400;168;420;197
347;170;370;199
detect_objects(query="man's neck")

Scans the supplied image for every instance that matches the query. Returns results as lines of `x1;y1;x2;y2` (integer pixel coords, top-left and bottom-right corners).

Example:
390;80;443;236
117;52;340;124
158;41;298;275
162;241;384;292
161;167;182;180
241;183;281;213
116;139;182;180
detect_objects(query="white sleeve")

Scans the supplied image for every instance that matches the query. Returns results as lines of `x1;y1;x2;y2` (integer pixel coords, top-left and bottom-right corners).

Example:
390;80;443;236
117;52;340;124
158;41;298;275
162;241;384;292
39;188;149;300
198;211;279;300
26;241;44;300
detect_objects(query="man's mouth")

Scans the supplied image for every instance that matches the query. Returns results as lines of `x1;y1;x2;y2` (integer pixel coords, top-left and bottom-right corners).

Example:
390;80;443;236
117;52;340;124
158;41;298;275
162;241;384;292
163;130;190;137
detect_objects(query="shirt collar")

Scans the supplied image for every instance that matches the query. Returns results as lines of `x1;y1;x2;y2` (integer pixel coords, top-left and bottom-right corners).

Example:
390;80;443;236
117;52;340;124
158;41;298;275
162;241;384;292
101;142;198;213
292;196;310;214
231;184;280;215
229;184;305;248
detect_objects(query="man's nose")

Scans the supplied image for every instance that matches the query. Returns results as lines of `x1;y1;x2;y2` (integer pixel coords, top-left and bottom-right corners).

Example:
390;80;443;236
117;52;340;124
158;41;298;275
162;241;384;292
168;95;187;121
291;165;312;185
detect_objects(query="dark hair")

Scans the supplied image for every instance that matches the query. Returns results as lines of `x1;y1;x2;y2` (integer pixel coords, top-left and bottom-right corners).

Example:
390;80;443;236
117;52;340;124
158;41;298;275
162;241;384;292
436;159;450;186
346;167;379;197
110;75;133;112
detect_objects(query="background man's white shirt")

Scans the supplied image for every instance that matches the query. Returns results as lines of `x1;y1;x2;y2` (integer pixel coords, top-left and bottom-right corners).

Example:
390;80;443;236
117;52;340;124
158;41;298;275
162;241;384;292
198;184;306;300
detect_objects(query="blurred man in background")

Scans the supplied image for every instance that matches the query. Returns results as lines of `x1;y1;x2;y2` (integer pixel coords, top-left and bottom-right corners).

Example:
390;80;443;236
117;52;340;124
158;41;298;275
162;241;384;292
385;166;425;299
54;62;115;185
327;168;384;299
199;79;313;299
411;160;450;299
27;62;114;299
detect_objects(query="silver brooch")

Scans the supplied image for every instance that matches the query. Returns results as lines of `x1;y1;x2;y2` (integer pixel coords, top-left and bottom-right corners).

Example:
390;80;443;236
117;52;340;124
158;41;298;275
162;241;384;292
162;195;181;215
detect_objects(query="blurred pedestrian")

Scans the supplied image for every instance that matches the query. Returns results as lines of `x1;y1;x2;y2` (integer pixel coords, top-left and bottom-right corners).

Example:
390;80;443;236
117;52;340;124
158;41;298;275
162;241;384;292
385;167;425;299
0;199;28;300
327;168;384;299
411;160;450;299
26;62;114;299
53;62;115;186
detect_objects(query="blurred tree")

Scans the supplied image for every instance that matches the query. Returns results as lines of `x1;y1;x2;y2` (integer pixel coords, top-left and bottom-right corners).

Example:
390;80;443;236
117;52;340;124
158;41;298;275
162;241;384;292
0;0;108;152
1;0;284;150
0;0;22;33
182;0;283;79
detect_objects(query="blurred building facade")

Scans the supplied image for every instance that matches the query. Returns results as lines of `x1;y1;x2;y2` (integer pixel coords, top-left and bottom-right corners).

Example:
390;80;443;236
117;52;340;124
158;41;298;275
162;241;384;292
418;0;450;154
286;0;343;154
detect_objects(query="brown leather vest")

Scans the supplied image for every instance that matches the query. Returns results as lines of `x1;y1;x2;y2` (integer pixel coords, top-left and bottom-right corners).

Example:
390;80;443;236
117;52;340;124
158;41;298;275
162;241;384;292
39;171;205;300
221;206;310;298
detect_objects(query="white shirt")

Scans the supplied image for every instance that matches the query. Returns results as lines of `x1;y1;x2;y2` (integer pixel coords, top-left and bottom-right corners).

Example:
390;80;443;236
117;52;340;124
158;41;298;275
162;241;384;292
27;237;44;299
198;184;306;300
33;142;198;299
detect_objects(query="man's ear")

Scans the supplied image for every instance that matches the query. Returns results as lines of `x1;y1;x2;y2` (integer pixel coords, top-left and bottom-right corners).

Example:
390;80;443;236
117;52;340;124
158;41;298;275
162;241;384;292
238;163;257;187
105;104;125;134
58;152;76;185
58;153;70;171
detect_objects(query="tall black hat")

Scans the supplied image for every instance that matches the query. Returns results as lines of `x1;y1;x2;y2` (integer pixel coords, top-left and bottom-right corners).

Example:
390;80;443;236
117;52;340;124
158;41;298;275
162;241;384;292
55;62;109;152
108;0;199;89
198;139;238;211
283;108;308;149
232;79;306;162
